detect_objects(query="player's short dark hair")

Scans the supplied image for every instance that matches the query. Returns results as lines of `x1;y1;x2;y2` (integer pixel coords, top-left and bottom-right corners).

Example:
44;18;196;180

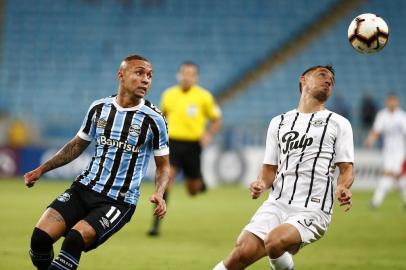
123;54;149;63
299;65;335;93
179;61;199;72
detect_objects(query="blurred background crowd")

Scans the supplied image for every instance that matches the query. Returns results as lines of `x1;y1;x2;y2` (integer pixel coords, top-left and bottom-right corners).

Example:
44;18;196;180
0;0;404;185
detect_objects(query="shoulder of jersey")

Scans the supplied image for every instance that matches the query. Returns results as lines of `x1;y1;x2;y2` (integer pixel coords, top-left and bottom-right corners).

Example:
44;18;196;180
90;94;116;106
325;109;351;126
274;109;296;119
143;100;165;118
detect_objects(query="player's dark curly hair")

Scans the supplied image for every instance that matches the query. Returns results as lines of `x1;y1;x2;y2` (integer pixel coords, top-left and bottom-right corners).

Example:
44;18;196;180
299;65;335;93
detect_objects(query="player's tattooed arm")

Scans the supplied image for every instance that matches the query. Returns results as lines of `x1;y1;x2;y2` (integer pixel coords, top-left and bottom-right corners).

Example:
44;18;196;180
153;155;170;197
24;136;90;187
149;154;170;219
39;136;91;174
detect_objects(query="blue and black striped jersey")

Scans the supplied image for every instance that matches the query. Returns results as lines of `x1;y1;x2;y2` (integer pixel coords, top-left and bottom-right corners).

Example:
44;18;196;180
75;96;169;205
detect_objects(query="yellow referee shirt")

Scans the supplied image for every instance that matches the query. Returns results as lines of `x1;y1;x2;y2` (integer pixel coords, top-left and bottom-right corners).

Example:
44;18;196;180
160;85;221;141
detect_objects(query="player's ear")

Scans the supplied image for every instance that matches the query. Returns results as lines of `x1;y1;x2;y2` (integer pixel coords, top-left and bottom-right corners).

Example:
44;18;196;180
299;76;306;90
176;72;181;83
118;69;123;81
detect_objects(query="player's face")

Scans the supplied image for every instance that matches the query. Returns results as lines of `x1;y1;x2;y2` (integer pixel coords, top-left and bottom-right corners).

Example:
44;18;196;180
119;60;153;98
177;65;198;89
302;68;335;102
386;96;399;111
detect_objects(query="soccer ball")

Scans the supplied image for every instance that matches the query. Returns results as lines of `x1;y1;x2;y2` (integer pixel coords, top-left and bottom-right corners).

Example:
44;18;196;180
347;13;389;54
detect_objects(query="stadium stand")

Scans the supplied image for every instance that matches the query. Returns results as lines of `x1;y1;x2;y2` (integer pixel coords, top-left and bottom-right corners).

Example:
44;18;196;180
0;0;337;142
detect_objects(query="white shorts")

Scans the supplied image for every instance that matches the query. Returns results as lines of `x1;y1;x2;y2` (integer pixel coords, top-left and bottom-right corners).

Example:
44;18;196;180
244;199;331;248
383;152;404;175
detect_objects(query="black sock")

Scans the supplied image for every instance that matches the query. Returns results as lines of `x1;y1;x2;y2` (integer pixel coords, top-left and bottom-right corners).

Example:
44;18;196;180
30;227;55;270
48;229;84;270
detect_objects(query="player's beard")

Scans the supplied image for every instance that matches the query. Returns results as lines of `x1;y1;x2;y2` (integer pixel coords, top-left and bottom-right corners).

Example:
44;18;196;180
313;89;329;102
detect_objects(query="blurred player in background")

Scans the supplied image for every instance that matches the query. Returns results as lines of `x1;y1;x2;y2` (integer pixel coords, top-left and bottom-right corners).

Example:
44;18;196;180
213;65;354;270
24;55;170;270
147;61;222;236
365;93;406;209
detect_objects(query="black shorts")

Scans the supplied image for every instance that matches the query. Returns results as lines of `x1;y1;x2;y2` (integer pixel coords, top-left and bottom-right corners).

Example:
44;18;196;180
48;182;136;251
169;139;202;179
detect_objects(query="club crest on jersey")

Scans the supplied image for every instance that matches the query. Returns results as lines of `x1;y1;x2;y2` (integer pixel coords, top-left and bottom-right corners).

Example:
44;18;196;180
129;124;141;136
281;131;313;154
57;192;71;203
97;118;107;129
310;119;327;127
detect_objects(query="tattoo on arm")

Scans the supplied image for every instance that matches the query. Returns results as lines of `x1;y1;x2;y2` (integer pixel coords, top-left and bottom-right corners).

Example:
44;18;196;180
154;155;170;196
41;136;90;173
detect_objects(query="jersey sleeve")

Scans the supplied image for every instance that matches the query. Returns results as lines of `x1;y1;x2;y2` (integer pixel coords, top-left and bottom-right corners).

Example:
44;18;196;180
263;117;280;165
204;93;222;120
150;115;170;156
372;111;384;133
334;118;354;164
77;101;101;141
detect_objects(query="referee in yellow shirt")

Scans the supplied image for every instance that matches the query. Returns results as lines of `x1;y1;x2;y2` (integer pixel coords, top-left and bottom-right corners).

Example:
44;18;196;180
148;62;222;236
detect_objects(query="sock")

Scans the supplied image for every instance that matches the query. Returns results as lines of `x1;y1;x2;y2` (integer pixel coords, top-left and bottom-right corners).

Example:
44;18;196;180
213;261;228;270
269;252;294;270
29;227;55;270
398;176;406;205
371;176;394;207
48;229;84;270
148;191;168;235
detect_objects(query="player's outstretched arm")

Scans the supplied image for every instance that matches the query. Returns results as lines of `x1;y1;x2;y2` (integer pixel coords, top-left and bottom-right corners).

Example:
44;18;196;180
250;164;278;199
336;162;354;212
364;129;379;148
24;136;90;188
150;154;170;219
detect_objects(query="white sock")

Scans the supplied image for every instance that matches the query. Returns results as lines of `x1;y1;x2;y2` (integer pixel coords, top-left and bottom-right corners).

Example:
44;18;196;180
213;261;228;270
398;176;406;205
371;176;394;207
269;252;294;270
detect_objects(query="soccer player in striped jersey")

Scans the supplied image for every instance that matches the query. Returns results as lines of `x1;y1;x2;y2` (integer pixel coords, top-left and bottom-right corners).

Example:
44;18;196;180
24;55;170;270
213;65;354;270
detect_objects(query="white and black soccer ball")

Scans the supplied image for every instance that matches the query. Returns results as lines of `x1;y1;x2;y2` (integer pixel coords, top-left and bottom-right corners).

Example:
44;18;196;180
347;13;389;54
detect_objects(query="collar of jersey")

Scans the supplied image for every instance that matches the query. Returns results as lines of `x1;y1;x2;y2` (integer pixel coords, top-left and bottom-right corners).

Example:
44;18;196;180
113;98;145;111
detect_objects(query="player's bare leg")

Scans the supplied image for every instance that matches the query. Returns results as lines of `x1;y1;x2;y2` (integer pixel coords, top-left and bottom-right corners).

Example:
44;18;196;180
48;220;96;270
30;208;66;270
264;224;300;270
214;231;266;270
148;166;176;236
186;177;205;195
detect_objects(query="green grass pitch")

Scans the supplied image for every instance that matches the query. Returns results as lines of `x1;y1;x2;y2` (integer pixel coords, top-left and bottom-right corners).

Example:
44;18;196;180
0;179;405;269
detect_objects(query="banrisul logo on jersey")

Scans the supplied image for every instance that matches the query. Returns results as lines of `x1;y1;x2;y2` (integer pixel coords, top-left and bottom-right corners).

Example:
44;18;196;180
98;135;141;153
281;131;313;154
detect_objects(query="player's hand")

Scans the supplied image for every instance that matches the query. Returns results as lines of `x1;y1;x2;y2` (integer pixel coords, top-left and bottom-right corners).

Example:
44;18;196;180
250;180;266;199
199;132;213;147
149;193;167;219
336;185;352;212
24;168;43;188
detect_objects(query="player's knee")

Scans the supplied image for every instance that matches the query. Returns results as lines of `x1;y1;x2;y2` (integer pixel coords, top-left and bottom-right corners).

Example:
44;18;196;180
229;242;256;266
265;235;288;258
63;229;85;252
30;227;54;269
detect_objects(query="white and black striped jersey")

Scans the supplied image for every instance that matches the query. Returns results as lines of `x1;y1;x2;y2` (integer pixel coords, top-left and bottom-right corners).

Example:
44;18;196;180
264;109;354;214
75;96;169;205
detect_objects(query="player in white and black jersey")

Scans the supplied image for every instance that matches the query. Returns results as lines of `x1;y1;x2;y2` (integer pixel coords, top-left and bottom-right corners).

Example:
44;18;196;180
24;55;170;270
365;94;406;209
213;65;354;270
